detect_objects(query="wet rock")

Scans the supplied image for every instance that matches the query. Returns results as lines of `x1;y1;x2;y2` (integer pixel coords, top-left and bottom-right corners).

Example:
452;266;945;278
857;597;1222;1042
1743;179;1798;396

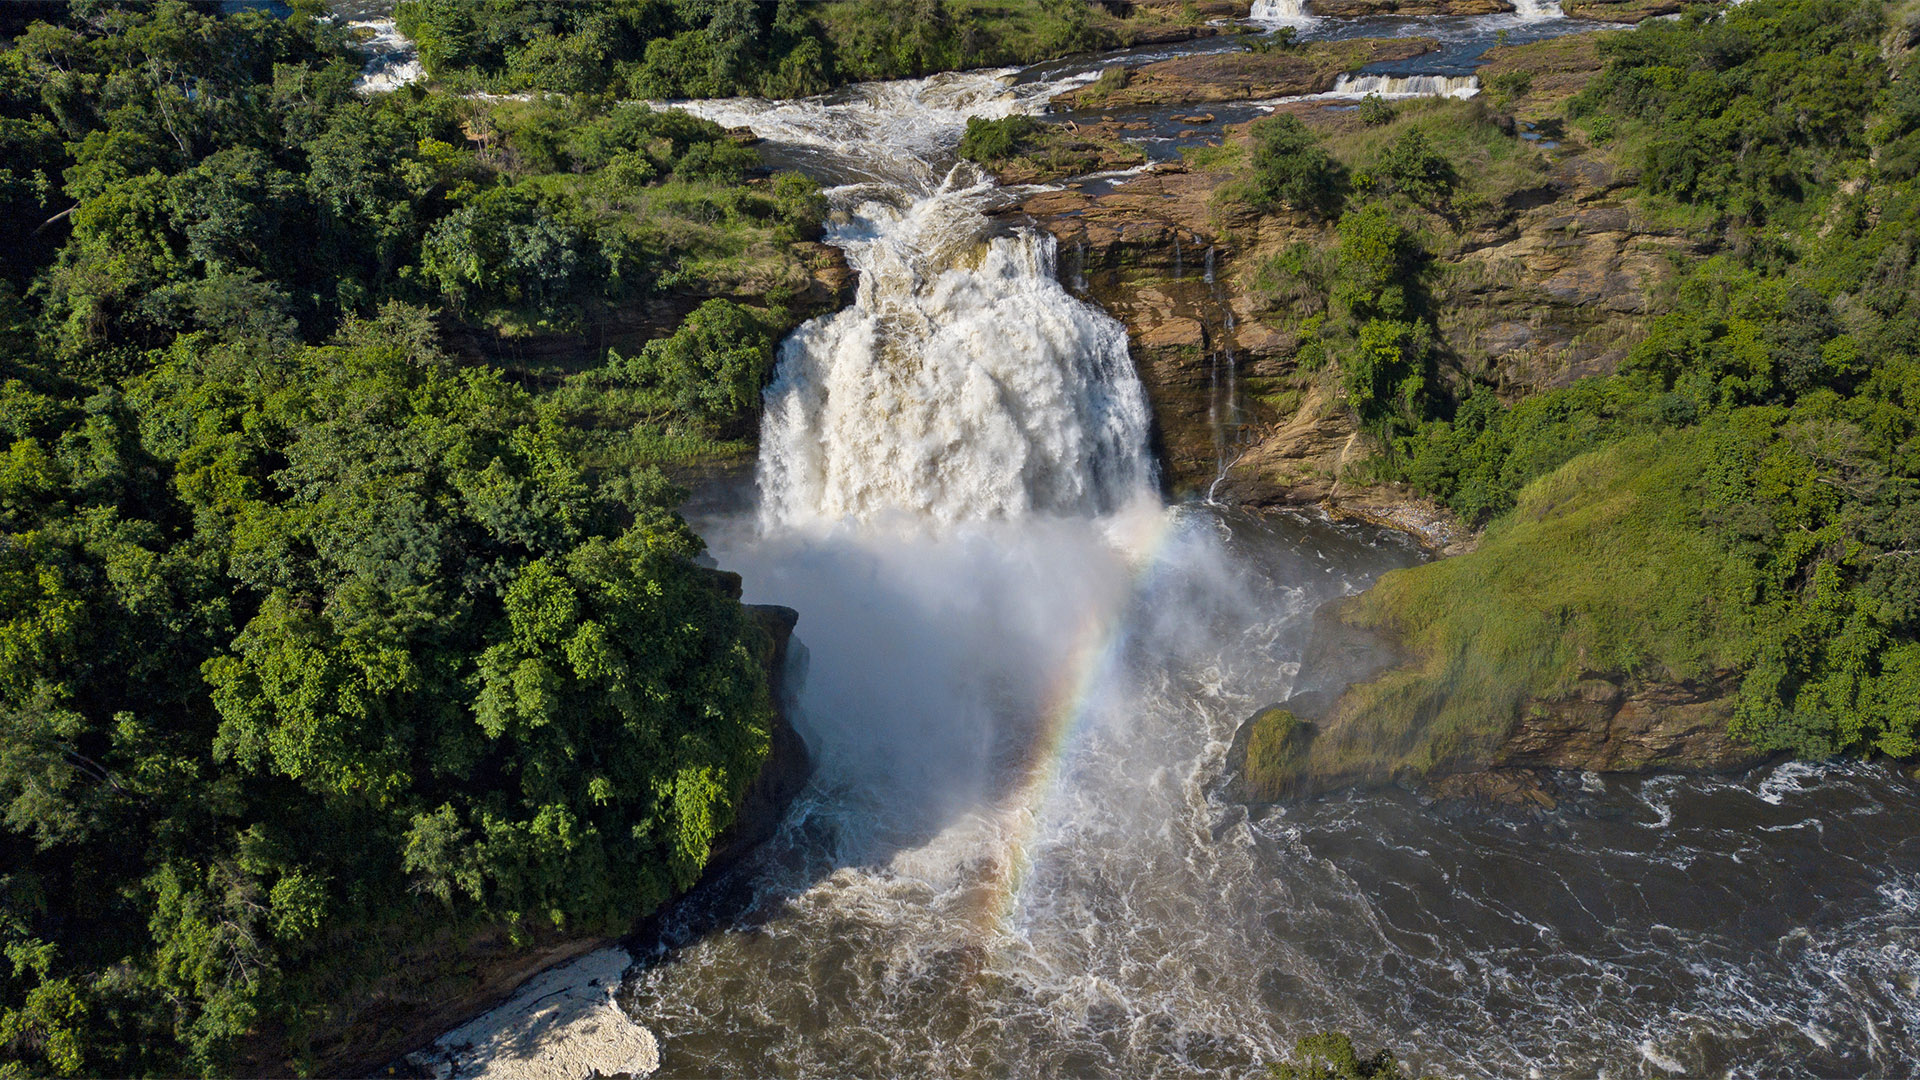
1425;769;1558;808
405;949;657;1080
1561;0;1687;22
707;605;813;873
1225;706;1317;803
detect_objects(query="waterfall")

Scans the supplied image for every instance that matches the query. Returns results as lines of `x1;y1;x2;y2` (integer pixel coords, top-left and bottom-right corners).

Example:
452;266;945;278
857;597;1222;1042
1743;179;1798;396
675;75;1155;529
757;169;1155;528
1508;0;1565;19
1248;0;1318;25
1323;74;1481;100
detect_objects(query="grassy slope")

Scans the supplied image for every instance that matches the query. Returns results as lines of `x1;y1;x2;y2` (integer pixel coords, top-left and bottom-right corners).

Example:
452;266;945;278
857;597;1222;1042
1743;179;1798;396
1250;432;1752;795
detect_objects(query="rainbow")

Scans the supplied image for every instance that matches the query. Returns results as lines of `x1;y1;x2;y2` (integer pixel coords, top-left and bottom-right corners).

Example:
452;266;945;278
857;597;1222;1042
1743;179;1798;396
965;502;1187;936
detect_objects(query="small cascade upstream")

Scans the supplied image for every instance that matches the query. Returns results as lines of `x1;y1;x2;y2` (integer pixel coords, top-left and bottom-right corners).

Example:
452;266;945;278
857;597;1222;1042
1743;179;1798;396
1509;0;1566;20
1321;73;1481;99
1248;0;1319;27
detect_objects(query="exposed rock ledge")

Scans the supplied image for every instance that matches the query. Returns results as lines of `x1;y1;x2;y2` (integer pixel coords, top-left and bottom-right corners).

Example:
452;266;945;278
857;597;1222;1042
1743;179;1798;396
1052;38;1438;111
1224;609;1772;809
405;949;657;1080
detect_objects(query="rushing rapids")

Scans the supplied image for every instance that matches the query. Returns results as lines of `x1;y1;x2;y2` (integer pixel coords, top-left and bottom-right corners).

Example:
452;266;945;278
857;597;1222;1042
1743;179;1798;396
445;22;1920;1080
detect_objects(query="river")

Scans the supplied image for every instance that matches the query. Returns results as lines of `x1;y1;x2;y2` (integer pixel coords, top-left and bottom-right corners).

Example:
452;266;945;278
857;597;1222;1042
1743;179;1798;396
443;9;1920;1078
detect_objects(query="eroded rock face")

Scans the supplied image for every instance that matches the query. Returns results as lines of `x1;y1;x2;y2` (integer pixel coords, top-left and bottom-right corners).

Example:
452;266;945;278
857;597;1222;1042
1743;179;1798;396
1561;0;1688;23
707;604;813;872
1495;673;1768;773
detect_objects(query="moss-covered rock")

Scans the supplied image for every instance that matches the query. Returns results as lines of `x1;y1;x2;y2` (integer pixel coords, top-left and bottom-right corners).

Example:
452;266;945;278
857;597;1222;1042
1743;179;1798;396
1228;706;1317;802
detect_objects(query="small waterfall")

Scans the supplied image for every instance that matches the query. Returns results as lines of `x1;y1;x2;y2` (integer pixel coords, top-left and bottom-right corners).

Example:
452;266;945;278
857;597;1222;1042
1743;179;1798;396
347;19;425;93
1324;74;1480;100
1248;0;1318;25
1508;0;1565;20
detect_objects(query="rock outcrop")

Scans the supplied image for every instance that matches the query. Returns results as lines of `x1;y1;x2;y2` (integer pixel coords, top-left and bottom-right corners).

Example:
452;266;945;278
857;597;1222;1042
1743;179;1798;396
1494;672;1766;774
403;949;658;1080
1053;38;1439;111
708;604;812;872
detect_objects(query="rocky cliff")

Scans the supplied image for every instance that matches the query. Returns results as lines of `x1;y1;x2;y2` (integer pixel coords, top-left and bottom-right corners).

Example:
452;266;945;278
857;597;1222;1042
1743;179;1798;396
1012;40;1767;796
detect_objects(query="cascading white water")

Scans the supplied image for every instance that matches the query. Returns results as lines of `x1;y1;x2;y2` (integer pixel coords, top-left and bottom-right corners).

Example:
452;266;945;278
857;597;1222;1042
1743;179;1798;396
1248;0;1318;26
675;69;1153;529
668;68;1091;188
757;171;1154;528
346;18;425;93
1508;0;1565;20
1323;74;1481;100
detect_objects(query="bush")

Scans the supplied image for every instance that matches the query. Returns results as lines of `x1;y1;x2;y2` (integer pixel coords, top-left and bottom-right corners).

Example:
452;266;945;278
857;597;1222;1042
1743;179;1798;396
958;115;1040;163
1240;114;1345;219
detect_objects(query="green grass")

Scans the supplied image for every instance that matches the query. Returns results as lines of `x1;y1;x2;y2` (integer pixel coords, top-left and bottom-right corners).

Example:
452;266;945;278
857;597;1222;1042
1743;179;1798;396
1309;430;1753;779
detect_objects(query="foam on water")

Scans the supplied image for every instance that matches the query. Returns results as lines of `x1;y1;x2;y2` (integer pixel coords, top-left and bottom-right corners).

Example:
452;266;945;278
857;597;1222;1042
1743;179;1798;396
346;18;424;94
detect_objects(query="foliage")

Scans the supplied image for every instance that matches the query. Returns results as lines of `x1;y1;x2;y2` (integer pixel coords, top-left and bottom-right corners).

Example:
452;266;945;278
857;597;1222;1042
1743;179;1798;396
1569;0;1884;221
1269;1031;1416;1080
0;4;816;1074
959;115;1040;163
393;0;1191;99
1357;94;1396;127
1365;0;1920;762
1235;114;1347;219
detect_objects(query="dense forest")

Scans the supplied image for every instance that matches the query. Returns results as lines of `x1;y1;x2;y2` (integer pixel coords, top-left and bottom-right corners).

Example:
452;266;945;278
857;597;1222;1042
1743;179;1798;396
1220;0;1918;763
391;0;1204;99
0;2;831;1074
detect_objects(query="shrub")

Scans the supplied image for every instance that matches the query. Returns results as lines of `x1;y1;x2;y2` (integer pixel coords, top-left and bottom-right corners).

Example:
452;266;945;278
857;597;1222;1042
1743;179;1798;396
1240;114;1346;218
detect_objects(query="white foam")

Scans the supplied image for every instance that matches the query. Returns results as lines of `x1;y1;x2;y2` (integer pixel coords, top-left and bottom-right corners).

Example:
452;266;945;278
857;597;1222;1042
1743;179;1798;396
1249;0;1320;27
1321;73;1481;100
347;18;424;94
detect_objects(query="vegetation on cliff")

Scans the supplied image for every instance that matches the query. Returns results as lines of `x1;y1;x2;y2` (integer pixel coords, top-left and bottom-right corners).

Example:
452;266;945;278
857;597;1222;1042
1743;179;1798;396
1225;0;1919;790
956;114;1146;184
0;3;816;1074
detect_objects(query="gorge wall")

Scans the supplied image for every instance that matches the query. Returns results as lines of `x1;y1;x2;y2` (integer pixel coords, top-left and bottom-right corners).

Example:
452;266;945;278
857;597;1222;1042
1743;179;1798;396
1007;42;1754;797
